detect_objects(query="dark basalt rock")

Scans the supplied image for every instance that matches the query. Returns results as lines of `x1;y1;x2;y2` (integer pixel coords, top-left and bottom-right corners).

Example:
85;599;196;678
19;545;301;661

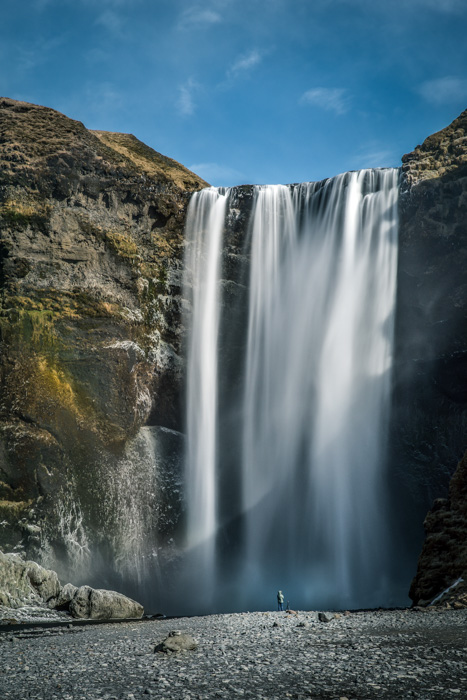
409;449;467;607
390;110;467;585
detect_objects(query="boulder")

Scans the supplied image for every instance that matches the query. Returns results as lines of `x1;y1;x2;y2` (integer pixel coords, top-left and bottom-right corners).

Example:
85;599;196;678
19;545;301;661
26;560;61;603
69;585;144;619
318;612;334;623
49;582;78;610
154;631;198;654
0;551;145;619
0;551;60;607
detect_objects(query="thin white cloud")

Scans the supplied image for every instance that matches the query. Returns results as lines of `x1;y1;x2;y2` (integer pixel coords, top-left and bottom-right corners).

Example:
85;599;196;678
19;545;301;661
56;81;124;128
95;9;123;35
403;0;464;12
188;162;244;185
300;87;351;115
227;50;263;79
179;6;222;29
85;48;109;64
177;79;199;117
96;82;123;109
13;35;66;74
417;76;467;105
35;0;139;8
335;0;464;12
34;0;53;9
354;145;397;169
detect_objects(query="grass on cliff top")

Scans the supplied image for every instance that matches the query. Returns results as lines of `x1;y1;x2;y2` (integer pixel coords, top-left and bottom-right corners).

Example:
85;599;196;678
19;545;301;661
92;130;209;192
0;97;208;192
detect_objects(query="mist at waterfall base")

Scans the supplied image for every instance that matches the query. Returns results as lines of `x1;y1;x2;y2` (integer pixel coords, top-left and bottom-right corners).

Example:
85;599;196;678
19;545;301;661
172;168;401;616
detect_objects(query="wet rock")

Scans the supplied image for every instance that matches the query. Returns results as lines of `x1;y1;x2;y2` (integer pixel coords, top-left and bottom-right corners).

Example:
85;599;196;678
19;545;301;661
69;585;144;619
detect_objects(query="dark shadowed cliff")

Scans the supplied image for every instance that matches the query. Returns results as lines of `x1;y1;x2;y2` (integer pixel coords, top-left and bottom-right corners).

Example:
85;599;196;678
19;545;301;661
393;109;467;600
409;448;467;606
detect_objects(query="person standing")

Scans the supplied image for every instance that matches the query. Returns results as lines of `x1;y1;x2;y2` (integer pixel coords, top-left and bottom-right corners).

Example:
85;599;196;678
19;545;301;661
277;590;284;611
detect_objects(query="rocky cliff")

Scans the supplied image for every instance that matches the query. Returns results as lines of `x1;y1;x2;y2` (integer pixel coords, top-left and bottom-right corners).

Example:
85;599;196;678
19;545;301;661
392;109;467;592
409;449;467;606
0;97;207;588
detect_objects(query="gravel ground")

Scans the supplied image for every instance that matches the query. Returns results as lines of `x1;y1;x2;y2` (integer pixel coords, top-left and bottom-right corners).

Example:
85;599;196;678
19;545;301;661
0;608;466;700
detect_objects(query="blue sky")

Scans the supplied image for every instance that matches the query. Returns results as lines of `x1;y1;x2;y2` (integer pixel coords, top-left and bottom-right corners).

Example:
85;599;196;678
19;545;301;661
1;0;466;186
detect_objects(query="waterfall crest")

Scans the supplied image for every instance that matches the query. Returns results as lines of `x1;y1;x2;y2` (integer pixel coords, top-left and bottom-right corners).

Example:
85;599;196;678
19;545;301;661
183;170;399;612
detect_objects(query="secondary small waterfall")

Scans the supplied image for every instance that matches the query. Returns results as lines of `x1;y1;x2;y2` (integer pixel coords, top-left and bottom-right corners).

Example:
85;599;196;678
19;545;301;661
183;169;399;613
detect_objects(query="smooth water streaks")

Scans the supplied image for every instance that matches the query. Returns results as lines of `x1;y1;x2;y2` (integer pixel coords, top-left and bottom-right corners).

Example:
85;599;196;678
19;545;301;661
183;170;399;612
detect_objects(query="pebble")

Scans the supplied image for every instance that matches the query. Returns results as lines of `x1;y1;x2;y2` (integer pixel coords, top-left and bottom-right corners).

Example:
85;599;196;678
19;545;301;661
0;608;466;699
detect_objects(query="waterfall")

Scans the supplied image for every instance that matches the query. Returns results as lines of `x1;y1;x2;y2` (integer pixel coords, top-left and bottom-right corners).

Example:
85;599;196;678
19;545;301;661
183;169;399;612
184;187;229;595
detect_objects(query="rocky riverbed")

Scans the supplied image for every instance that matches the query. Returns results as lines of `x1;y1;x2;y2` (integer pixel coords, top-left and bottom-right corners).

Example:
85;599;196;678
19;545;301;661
0;608;466;700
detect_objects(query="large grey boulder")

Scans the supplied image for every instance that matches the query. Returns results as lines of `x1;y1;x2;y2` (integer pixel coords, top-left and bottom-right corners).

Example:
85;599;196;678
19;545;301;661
69;585;144;619
26;560;61;604
1;551;144;619
49;582;78;610
0;551;60;608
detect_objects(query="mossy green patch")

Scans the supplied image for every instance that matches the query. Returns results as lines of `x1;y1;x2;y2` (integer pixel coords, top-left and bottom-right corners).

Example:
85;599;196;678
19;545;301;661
0;499;33;518
105;231;140;263
0;291;126;322
0;199;51;230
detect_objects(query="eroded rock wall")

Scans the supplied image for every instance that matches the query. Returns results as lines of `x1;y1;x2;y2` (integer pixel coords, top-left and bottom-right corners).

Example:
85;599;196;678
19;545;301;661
391;109;467;587
409;449;467;606
0;97;206;585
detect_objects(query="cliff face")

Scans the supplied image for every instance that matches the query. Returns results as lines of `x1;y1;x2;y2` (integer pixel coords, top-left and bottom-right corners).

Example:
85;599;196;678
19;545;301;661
409;449;467;606
392;110;467;586
0;98;207;585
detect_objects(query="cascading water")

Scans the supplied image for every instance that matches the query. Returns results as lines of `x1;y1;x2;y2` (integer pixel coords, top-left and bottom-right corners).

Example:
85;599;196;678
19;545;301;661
183;187;229;606
183;169;399;613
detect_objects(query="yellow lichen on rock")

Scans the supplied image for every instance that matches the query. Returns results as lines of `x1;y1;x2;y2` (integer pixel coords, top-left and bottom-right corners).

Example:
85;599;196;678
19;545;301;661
105;230;141;263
